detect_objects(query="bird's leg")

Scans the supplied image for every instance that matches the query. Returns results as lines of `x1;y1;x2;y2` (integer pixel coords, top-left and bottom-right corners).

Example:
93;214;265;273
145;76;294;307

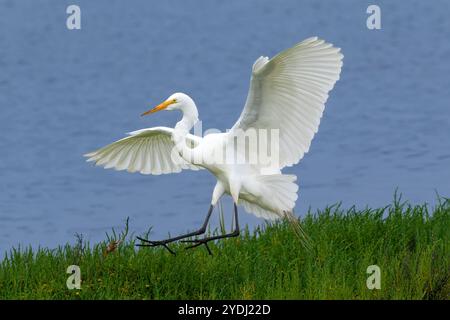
182;203;240;255
136;204;214;254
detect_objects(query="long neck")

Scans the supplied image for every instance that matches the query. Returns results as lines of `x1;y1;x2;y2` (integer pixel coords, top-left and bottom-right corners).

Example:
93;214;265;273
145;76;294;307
172;102;199;164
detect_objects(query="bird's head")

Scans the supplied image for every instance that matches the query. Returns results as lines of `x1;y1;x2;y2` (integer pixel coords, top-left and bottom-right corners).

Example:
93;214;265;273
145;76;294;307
141;92;197;117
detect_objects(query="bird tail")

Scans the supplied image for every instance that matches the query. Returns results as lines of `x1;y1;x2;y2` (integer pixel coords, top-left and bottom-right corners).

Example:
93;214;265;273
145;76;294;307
252;174;312;249
255;174;298;213
285;211;312;251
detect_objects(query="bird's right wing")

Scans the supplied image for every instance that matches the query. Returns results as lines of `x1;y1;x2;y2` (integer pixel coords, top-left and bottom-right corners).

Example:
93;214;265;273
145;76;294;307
84;126;203;175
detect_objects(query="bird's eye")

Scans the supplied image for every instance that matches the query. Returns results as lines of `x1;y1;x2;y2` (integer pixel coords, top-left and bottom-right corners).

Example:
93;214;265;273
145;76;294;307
173;99;177;103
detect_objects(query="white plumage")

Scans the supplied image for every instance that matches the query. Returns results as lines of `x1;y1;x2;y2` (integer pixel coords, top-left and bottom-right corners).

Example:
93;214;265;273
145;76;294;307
85;37;343;223
233;37;343;168
85;127;202;174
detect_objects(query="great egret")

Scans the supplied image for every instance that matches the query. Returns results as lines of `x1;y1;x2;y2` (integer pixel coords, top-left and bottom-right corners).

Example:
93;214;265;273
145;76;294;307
85;37;343;254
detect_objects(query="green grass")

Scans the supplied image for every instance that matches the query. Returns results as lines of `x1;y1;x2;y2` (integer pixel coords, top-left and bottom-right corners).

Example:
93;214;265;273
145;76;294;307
1;196;449;300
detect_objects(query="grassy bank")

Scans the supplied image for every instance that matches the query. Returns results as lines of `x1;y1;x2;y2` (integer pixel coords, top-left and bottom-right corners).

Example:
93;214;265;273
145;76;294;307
1;197;449;300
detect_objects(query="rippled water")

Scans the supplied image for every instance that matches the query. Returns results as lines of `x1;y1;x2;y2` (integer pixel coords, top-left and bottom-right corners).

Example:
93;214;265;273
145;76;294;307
0;0;449;254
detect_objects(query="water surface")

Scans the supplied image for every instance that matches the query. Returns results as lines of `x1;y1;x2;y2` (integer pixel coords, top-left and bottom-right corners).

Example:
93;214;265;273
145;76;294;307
0;0;449;254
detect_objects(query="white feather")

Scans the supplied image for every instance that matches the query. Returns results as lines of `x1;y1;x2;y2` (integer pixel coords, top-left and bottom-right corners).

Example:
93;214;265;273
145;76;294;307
84;127;202;175
231;37;343;168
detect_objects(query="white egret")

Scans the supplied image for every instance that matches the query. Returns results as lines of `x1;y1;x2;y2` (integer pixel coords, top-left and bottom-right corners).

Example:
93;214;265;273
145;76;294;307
85;37;343;254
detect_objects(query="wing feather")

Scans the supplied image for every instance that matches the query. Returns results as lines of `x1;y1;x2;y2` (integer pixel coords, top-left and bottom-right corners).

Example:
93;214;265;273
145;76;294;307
84;127;203;175
230;37;343;168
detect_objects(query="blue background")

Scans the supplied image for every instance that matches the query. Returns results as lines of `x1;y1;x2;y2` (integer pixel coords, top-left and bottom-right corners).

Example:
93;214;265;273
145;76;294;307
0;0;449;254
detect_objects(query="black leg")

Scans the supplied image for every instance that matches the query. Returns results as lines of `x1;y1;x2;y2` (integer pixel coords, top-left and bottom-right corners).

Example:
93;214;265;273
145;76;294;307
181;203;240;255
136;204;214;254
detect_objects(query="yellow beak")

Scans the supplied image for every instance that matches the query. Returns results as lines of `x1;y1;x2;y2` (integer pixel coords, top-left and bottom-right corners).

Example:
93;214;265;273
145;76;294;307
141;99;176;116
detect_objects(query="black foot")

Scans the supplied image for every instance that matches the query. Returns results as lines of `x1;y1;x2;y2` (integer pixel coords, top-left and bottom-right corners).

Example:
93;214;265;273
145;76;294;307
136;236;176;255
181;230;240;255
136;203;239;256
182;239;213;255
135;205;215;255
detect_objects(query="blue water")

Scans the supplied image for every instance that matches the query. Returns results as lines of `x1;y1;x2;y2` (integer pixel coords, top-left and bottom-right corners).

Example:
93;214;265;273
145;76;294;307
1;0;449;254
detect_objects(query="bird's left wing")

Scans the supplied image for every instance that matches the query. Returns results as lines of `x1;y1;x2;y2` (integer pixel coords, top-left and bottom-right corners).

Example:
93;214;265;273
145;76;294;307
230;37;343;168
84;126;203;175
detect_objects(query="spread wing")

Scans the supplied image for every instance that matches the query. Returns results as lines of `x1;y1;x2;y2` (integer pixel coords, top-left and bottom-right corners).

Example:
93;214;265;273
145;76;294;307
231;37;343;168
84;126;203;175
